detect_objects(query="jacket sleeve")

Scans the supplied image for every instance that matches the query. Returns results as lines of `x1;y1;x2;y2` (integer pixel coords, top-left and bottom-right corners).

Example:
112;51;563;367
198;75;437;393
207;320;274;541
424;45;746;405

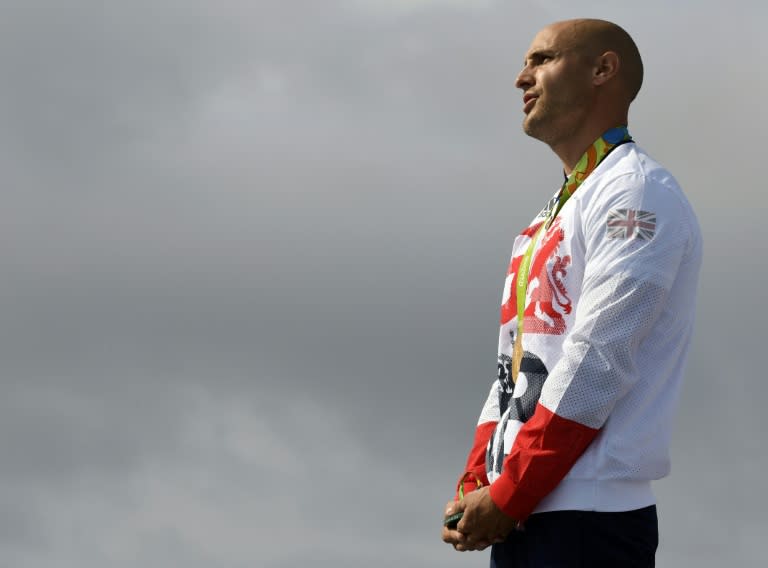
454;382;499;499
489;173;695;520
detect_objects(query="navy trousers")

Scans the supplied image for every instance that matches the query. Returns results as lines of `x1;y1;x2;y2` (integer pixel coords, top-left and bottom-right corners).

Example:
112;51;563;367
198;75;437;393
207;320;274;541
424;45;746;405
490;506;658;568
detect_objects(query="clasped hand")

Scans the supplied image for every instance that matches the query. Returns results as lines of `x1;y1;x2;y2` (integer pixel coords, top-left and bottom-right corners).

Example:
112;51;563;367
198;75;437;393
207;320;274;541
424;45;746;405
440;486;518;551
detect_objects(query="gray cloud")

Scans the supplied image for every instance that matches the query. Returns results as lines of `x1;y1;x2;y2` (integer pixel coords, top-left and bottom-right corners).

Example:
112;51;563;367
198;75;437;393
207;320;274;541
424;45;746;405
0;0;765;566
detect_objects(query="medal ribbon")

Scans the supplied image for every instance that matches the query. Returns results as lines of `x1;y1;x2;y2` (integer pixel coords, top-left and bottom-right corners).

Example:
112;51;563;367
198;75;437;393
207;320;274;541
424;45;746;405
511;126;633;383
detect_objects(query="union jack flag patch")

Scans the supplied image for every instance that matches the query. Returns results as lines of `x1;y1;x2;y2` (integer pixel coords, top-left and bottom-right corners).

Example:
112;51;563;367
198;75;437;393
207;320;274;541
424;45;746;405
606;209;656;240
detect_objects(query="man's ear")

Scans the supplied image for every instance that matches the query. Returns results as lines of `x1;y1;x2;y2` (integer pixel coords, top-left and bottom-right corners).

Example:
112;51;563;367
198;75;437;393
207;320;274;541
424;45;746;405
593;51;620;86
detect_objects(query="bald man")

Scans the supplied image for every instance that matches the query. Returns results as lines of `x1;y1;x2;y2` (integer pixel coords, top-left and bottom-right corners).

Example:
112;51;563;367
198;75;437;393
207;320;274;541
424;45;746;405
441;19;701;567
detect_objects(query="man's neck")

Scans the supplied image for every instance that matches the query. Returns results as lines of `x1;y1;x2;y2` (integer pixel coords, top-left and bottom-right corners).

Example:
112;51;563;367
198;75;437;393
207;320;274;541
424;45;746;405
554;117;628;174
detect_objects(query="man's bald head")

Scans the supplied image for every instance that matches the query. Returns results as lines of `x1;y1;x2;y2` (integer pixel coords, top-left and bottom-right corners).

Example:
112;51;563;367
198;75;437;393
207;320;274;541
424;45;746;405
515;19;644;166
546;19;644;102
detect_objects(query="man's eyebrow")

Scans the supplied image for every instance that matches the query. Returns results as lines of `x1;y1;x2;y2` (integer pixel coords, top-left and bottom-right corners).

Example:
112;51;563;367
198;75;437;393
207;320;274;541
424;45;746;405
523;49;557;65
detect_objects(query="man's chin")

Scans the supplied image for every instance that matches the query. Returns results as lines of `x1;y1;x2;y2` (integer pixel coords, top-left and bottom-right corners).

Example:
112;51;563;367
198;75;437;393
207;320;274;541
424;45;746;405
522;117;545;140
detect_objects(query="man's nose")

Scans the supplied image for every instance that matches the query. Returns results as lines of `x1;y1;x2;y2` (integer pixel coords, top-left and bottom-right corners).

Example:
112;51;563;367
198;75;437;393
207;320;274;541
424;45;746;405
515;66;533;90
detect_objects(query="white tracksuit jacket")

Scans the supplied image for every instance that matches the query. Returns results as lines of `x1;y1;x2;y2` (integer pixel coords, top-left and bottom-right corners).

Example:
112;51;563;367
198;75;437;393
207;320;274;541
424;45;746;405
458;143;702;520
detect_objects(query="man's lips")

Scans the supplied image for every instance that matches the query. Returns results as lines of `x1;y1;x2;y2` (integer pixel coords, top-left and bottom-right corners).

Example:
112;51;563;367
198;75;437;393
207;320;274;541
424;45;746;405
523;93;538;113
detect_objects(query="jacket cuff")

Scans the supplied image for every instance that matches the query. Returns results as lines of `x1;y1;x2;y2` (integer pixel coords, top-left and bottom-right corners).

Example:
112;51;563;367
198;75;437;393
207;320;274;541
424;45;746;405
488;472;538;520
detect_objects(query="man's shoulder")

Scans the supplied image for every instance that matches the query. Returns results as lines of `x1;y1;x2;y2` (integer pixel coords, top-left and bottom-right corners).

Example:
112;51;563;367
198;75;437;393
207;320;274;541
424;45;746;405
599;144;680;190
581;144;692;214
575;143;702;255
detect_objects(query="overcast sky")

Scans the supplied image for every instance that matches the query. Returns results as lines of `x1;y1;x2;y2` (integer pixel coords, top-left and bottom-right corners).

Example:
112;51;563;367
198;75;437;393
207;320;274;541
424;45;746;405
0;0;765;566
